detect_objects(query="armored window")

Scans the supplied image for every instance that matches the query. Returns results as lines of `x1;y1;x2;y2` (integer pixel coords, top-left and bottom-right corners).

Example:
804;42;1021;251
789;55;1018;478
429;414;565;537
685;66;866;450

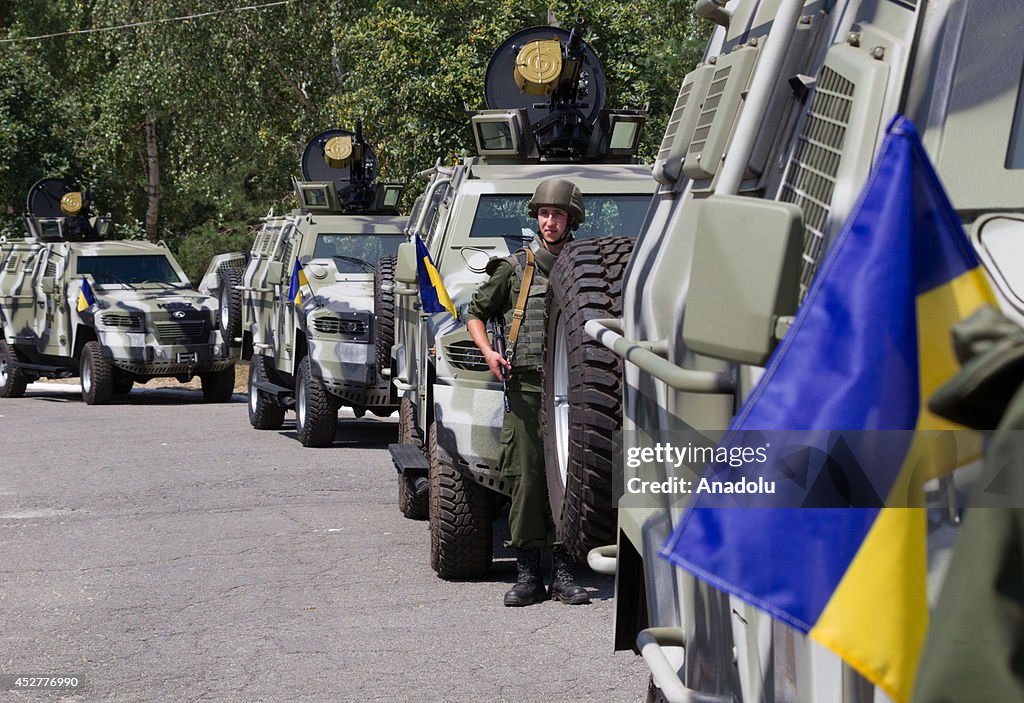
469;194;653;248
76;255;181;286
313;234;404;273
1007;64;1024;168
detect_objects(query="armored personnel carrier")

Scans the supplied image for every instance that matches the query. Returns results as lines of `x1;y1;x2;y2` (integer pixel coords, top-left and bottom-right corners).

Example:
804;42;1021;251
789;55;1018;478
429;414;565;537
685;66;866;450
0;178;235;405
382;20;657;576
585;0;1024;700
202;125;405;447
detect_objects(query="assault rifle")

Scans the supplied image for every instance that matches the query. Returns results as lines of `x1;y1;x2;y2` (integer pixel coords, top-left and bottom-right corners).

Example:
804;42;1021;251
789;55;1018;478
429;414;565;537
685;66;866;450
491;316;512;413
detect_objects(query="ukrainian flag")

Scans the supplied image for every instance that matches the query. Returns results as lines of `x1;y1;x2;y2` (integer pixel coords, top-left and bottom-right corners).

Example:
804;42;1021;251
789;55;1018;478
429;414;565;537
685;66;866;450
660;117;995;702
76;277;96;313
288;258;307;307
415;233;457;318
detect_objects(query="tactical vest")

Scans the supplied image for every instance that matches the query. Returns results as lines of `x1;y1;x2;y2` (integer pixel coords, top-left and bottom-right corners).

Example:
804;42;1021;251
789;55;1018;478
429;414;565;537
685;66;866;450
505;249;548;372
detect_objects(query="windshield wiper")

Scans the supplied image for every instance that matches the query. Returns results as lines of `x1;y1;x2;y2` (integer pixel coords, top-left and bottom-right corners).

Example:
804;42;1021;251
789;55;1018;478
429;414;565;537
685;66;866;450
96;273;136;290
332;255;374;272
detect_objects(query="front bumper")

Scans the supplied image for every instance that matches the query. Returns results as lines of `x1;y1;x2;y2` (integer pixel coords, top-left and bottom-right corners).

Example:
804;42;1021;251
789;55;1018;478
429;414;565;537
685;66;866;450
308;339;394;408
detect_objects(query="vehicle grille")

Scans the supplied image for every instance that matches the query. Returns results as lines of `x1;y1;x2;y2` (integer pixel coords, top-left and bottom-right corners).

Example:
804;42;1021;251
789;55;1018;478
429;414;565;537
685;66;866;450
154;320;207;344
312;316;367;336
780;65;853;303
445;340;487;372
100;313;144;330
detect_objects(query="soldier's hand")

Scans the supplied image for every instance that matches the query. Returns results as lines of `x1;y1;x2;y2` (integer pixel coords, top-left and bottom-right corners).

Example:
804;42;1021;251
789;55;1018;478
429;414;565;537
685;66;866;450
484;350;511;381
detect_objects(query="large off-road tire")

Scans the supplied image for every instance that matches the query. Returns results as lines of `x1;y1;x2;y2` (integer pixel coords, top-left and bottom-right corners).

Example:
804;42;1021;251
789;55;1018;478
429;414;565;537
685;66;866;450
80;340;114;405
397;394;429;520
542;237;634;562
295;356;338;447
0;340;29;398
248;355;285;430
218;266;243;344
429;420;492;579
201;366;236;403
373;254;397;377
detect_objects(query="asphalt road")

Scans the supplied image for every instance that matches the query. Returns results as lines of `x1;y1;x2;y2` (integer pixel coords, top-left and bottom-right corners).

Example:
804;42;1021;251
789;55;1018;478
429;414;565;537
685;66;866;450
0;383;649;702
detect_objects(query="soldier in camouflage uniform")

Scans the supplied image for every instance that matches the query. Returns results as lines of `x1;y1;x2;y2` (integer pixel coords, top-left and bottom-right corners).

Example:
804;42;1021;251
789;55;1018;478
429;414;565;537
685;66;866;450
466;178;591;607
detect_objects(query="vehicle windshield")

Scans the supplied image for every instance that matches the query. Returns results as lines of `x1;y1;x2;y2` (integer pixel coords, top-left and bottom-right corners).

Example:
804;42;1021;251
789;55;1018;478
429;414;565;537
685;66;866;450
313;233;405;273
469;194;652;249
76;254;182;286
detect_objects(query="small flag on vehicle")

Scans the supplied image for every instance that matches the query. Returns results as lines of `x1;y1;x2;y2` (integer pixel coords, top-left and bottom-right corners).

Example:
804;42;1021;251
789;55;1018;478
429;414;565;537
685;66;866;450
76;278;96;312
289;259;307;307
415;234;457;319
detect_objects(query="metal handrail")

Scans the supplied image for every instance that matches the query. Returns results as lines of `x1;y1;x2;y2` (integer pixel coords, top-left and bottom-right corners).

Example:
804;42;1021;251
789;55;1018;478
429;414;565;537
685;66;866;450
638;628;734;703
586;544;617;575
585;318;734;394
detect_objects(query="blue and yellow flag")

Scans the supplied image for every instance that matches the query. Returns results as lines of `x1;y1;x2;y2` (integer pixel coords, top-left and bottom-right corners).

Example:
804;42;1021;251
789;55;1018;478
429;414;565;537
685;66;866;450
76;277;96;313
288;258;307;307
660;117;995;702
415;234;457;318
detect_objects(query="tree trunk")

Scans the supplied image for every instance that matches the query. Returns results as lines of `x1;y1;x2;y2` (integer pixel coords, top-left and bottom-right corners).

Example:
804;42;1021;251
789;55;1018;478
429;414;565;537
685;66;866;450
143;110;160;243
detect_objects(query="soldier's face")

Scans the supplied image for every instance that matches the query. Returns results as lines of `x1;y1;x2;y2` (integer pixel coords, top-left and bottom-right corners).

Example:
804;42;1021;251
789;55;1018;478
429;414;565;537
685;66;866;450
538;207;570;245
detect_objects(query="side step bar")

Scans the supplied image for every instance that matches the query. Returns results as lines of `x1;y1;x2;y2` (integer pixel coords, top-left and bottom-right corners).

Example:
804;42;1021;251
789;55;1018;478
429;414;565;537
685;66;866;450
253;378;295;409
388;443;430;496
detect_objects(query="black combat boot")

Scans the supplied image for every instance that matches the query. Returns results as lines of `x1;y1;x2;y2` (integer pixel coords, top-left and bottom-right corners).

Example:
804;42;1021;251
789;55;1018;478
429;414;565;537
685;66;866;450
504;549;547;607
550;550;591;605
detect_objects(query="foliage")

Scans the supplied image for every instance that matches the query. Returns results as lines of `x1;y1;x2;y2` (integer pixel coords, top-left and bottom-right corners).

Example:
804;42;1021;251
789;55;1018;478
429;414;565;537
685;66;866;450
0;0;709;264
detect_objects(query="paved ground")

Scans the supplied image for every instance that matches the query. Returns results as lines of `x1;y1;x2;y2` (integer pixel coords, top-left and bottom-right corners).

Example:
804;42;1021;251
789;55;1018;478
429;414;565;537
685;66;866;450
0;383;649;702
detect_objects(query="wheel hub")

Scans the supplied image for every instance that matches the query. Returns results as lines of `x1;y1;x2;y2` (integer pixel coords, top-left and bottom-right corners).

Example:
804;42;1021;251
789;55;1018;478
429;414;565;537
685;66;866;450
297;377;307;429
220;285;232;332
553;315;570;490
248;369;258;413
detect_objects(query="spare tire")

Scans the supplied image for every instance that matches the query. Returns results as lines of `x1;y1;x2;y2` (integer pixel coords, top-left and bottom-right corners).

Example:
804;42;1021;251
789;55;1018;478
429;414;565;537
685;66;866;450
373;255;397;377
542;236;633;562
219;266;244;344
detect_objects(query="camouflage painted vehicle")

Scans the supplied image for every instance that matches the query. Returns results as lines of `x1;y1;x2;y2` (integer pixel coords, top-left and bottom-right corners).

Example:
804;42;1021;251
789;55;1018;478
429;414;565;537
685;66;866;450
382;21;657;577
0;178;235;405
585;0;1024;700
201;126;405;447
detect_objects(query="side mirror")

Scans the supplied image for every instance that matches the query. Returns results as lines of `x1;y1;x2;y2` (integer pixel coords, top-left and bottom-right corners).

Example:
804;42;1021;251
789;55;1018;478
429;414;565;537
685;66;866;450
683;195;803;365
265;261;284;286
396;241;418;285
40;276;56;294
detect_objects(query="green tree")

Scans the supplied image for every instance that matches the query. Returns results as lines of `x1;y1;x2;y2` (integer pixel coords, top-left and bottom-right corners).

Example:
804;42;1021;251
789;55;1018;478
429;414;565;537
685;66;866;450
0;0;709;281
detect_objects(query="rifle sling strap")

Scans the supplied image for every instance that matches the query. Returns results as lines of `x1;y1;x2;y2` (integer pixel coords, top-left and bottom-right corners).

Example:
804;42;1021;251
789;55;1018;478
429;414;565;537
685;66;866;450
506;247;535;359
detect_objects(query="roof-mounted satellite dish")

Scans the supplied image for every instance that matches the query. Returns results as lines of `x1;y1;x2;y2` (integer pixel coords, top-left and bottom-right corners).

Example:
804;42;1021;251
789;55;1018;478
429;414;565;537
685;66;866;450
483;25;607;129
27;178;83;218
301;128;379;190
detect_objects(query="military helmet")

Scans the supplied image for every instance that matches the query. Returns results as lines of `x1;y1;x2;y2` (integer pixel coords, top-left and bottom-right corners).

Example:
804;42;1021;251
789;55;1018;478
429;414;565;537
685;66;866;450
528;178;585;228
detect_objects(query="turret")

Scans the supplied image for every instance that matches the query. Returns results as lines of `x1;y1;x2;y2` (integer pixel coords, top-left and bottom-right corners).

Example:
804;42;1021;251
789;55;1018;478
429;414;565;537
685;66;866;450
469;19;646;162
23;177;110;242
293;121;404;215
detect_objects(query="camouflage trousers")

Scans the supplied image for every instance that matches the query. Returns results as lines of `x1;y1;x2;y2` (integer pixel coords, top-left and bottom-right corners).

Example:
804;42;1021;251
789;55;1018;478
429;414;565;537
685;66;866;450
498;372;555;551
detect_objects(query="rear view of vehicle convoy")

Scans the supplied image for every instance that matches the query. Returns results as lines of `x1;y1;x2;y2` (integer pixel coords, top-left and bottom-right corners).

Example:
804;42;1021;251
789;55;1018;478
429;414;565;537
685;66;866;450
588;0;1024;701
382;21;657;576
202;125;405;447
0;178;235;405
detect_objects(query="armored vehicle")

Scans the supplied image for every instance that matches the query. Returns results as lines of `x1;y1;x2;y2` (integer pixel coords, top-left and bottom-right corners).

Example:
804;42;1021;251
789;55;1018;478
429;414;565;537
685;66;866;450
585;0;1024;700
202;126;405;447
0;178;235;405
382;21;657;577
